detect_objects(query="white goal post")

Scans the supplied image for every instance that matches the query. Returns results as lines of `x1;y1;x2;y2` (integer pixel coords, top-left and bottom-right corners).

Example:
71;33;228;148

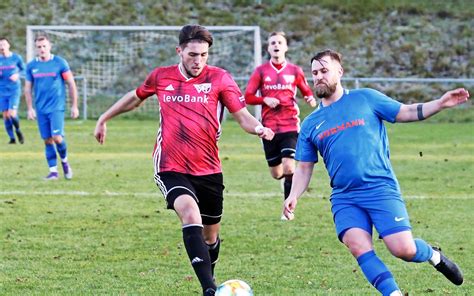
26;25;262;119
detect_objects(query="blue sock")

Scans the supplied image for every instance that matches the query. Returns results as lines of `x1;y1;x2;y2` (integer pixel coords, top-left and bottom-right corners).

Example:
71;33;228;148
11;115;20;131
4;118;14;139
410;238;433;263
56;140;68;160
357;250;399;296
45;143;57;168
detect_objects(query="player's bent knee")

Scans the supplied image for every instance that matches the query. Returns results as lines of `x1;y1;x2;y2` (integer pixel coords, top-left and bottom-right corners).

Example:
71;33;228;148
44;138;54;145
343;238;373;257
282;163;295;175
178;210;202;225
203;226;220;244
271;174;283;180
389;244;417;261
174;195;201;224
342;229;373;257
53;135;63;143
346;242;373;257
270;170;283;180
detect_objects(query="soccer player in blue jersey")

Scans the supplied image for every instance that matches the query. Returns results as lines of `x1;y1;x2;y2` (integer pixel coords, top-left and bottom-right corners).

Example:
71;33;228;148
283;49;469;295
0;37;25;144
25;35;79;180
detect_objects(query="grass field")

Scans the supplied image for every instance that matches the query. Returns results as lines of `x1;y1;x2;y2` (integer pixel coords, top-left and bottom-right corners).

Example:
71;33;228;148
1;117;473;295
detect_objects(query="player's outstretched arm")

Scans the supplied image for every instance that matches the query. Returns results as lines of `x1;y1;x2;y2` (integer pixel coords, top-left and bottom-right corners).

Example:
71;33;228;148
396;88;470;122
231;108;274;140
94;90;143;144
283;161;315;220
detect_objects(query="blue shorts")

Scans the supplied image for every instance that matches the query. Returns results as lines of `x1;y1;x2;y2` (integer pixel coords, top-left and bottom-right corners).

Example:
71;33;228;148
37;111;65;139
0;89;21;111
331;197;412;242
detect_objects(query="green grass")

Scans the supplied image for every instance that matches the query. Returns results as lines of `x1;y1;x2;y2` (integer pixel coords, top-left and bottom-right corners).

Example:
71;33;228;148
0;117;473;295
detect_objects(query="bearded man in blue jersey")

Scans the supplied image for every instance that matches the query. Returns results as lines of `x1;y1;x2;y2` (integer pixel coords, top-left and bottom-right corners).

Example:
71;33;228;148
25;35;79;180
283;49;469;296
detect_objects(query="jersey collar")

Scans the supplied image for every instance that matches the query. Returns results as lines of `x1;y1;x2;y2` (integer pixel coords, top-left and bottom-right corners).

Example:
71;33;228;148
270;60;287;73
36;54;54;62
178;63;207;81
319;88;350;108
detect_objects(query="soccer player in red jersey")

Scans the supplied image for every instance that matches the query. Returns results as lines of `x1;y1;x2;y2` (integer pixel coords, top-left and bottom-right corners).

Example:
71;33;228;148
245;31;316;219
94;25;274;296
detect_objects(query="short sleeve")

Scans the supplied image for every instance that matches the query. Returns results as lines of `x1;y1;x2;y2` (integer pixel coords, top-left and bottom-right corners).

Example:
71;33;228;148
17;55;25;73
25;63;33;82
219;71;245;113
295;66;313;98
136;69;158;100
58;57;71;74
363;88;402;123
295;121;319;163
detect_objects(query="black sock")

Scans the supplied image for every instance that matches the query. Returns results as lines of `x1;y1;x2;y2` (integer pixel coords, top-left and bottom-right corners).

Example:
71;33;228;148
207;237;221;278
283;174;293;200
182;225;216;291
11;116;20;130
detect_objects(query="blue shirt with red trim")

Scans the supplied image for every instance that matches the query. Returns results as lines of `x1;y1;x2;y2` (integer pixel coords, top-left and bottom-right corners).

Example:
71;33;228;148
0;53;25;96
296;88;402;201
26;55;71;113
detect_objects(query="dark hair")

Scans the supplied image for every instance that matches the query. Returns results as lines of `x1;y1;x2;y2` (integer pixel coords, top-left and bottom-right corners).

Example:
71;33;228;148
34;34;50;42
179;25;213;48
310;49;342;66
0;37;10;43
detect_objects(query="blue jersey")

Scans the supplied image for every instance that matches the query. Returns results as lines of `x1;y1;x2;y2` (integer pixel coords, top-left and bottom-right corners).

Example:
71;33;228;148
0;53;25;96
296;88;402;202
26;55;70;114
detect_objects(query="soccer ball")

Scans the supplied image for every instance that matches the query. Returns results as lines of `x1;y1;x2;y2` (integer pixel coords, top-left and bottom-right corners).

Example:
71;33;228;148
215;279;253;296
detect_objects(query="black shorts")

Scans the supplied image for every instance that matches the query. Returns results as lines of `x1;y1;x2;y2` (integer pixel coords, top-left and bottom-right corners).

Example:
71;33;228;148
154;171;224;225
262;131;298;167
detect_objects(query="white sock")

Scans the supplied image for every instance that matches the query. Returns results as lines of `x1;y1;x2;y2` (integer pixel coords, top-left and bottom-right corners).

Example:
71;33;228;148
389;290;403;296
49;166;58;173
61;157;68;163
429;249;441;266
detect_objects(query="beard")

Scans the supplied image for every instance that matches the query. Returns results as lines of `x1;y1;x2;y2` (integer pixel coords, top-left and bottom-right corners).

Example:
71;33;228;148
183;64;199;78
314;81;337;98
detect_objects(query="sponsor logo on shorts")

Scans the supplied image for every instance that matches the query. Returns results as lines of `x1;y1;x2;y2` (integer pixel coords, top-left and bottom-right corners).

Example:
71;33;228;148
394;216;405;222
